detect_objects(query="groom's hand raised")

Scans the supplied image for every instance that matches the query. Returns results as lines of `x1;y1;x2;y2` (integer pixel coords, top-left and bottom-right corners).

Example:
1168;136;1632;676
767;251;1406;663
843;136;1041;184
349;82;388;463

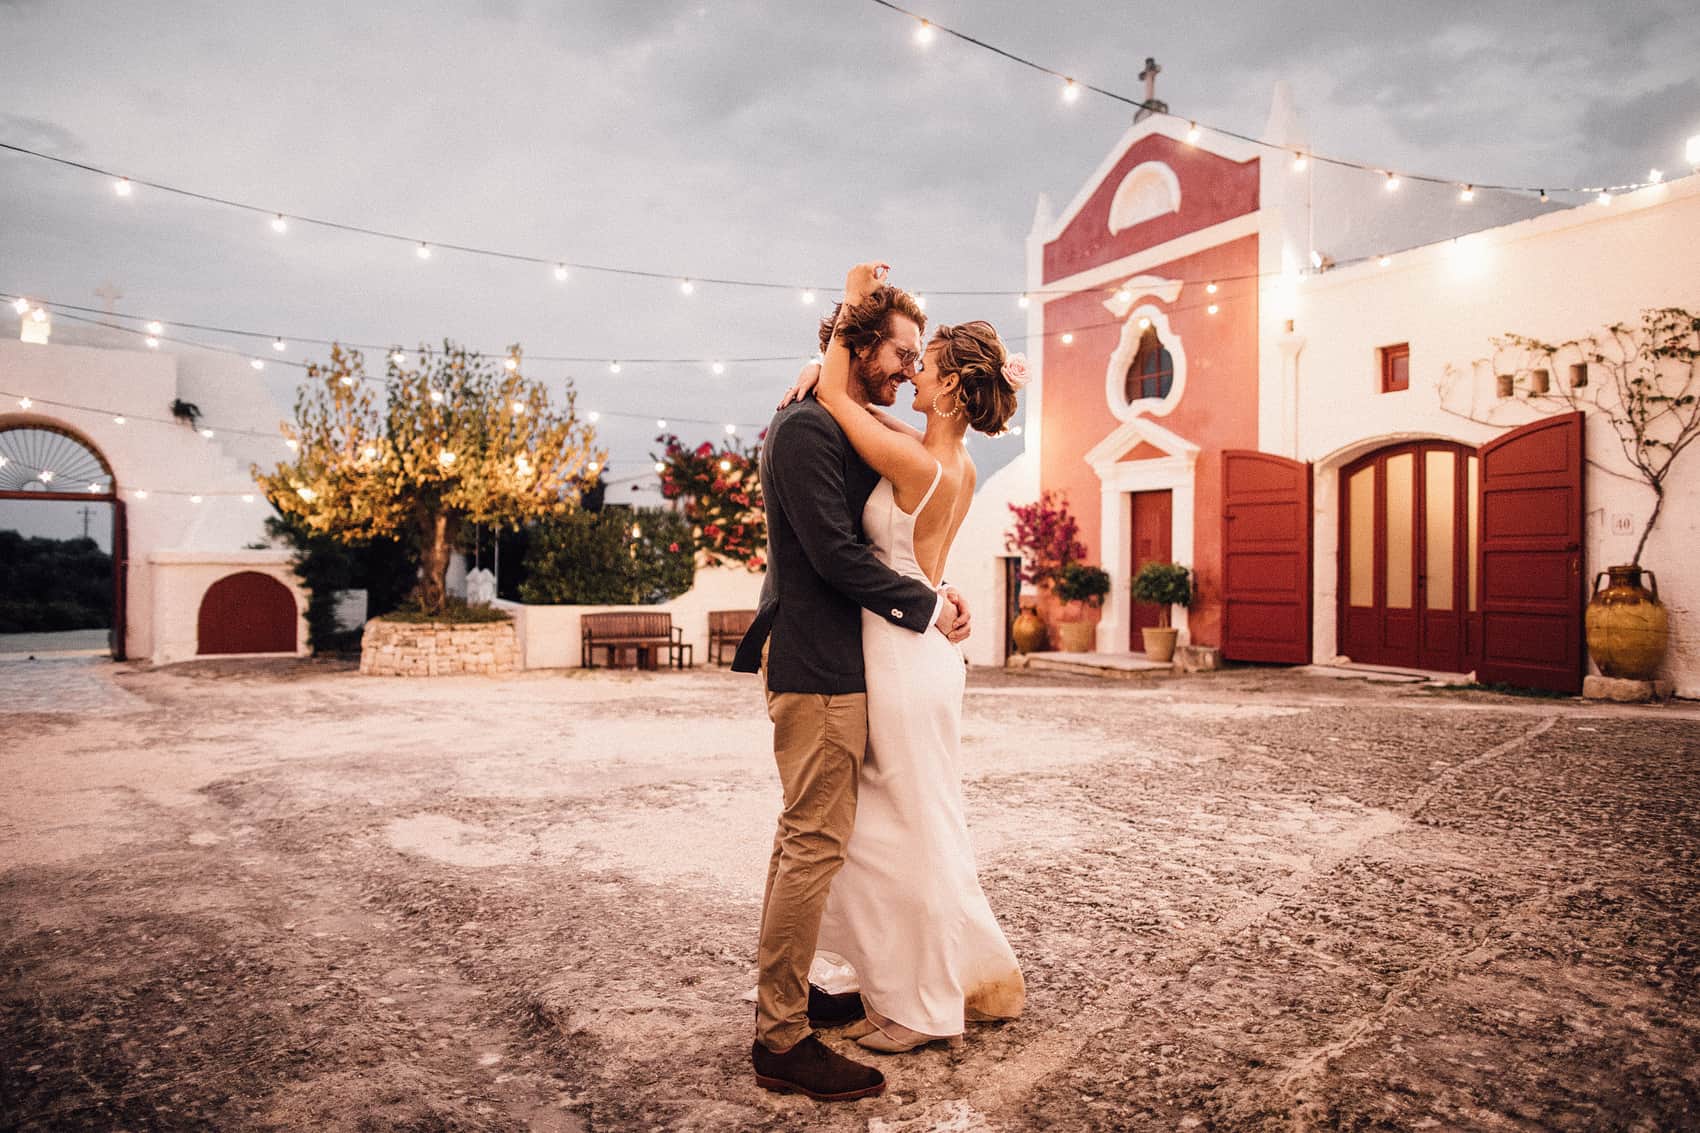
933;587;972;644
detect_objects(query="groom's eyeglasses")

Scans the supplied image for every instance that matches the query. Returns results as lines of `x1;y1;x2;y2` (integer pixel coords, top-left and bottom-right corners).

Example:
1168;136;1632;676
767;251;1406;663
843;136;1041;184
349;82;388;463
877;336;924;374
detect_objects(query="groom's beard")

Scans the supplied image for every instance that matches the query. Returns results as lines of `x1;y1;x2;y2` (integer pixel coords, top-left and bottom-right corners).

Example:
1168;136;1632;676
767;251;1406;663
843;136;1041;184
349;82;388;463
853;355;904;407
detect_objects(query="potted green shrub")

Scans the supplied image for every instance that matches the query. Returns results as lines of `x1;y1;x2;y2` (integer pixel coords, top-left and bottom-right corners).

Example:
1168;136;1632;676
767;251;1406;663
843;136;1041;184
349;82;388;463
1052;562;1110;653
1131;561;1193;662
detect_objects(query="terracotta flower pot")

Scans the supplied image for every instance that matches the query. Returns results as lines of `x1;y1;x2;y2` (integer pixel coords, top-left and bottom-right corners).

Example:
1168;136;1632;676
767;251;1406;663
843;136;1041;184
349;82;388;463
1141;626;1179;663
1011;605;1047;654
1585;565;1669;680
1057;619;1096;653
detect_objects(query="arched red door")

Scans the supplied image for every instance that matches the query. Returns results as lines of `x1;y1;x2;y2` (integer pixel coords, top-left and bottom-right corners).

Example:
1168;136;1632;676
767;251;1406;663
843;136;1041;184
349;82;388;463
1338;441;1477;673
197;571;297;655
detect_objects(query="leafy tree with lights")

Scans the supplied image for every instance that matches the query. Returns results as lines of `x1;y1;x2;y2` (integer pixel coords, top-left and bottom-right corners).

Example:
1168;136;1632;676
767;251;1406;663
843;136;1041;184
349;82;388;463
652;432;767;570
254;342;605;615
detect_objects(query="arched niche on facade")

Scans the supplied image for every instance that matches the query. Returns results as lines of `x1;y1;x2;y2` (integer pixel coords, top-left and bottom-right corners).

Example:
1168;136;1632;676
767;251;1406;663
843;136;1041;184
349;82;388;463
1107;162;1182;234
1104;305;1187;422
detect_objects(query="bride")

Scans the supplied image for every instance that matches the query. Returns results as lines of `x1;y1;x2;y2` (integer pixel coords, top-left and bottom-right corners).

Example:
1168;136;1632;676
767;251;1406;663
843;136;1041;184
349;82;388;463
784;261;1027;1053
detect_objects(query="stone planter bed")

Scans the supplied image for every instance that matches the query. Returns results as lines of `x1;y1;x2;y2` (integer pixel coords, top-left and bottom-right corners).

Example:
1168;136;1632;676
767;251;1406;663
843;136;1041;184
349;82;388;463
359;617;518;676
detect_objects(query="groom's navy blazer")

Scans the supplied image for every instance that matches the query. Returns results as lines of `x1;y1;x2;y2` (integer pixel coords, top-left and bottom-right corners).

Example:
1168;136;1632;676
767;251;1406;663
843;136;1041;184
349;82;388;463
732;398;938;693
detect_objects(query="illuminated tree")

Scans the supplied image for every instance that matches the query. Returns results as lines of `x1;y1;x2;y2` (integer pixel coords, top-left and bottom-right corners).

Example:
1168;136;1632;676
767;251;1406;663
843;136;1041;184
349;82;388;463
254;342;604;613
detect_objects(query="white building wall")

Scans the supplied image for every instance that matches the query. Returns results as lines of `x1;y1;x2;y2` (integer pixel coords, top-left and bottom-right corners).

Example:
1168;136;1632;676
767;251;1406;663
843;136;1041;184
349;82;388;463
1292;175;1700;695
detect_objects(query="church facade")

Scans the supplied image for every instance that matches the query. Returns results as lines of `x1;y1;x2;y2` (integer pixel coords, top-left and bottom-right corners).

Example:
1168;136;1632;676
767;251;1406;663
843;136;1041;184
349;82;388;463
948;86;1699;697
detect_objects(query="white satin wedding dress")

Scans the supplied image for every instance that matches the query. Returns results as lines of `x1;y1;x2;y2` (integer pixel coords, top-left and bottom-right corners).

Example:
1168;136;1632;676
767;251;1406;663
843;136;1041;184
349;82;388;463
814;463;1025;1039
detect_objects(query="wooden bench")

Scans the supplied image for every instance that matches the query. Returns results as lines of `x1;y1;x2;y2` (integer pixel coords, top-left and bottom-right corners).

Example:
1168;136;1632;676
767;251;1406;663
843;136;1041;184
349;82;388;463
708;609;758;666
581;611;690;670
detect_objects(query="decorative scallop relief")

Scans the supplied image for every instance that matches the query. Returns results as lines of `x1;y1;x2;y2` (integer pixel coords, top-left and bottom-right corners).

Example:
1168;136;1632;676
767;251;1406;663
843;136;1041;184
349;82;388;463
1107;162;1182;234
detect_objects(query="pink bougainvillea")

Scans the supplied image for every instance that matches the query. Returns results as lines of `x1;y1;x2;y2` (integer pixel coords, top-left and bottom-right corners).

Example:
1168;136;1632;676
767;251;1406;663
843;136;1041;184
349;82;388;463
1006;490;1087;585
652;433;767;571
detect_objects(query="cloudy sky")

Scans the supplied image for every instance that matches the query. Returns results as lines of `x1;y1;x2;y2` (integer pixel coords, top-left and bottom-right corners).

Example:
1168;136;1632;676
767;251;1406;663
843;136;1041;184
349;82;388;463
3;0;1698;518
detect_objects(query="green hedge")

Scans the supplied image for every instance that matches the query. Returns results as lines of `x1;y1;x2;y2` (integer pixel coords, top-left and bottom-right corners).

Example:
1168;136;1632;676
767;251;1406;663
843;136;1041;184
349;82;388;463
519;508;695;606
0;533;112;633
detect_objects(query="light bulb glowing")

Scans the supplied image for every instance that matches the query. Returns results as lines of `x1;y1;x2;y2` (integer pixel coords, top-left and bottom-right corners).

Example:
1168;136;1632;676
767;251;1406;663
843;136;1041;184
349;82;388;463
439;450;456;465
1292;151;1307;172
113;415;126;425
1206;282;1218;294
654;461;666;473
1138;317;1151;330
1686;134;1700;168
1384;172;1400;191
1597;191;1612;206
719;459;732;472
201;428;215;439
339;375;355;387
297;487;315;501
1459;184;1475;202
915;295;927;310
39;469;53;482
363;446;378;460
241;494;254;503
286;439;299;451
655;418;666;429
914;19;934;45
114;177;132;197
512;401;526;414
1207;303;1219;315
271;214;288;233
416;242;432;259
272;337;286;351
190;495;203;504
724;423;737;435
429;390;444;404
250;358;264;370
801;289;816;305
1378;255;1392;267
1186;121;1200;145
1539;190;1549;203
134;489;147;499
1060;332;1074;345
711;361;725;375
11;297;28;315
679;279;695;295
631;523;642;538
1017;294;1030;309
588;410;601;422
147;320;163;335
1649;169;1664;184
609;361;622;373
17;397;30;409
554;263;569;281
1114;288;1132;304
86;482;100;493
587;461;600;473
1062;78;1081;103
391;351;406;364
1011;425;1023;436
504;357;518;371
30;307;46;323
146;337;159;348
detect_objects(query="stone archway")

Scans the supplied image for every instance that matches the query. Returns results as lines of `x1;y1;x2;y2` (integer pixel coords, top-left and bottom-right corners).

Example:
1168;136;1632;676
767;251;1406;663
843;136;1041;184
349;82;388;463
0;420;127;658
197;571;298;655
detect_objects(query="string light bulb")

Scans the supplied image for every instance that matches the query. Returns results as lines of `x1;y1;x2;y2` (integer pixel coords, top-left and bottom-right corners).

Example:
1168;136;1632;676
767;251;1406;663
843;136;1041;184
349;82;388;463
724;423;737;435
1539;189;1549;203
655;418;666;429
1649;169;1664;184
339;375;355;387
1207;303;1219;315
241;494;254;503
711;361;725;375
113;415;126;425
363;445;379;460
654;461;666;473
250;358;264;370
30;307;46;323
1011;425;1023;437
438;450;456;465
416;242;432;259
114;177;132;197
1597;191;1612;206
286;439;300;451
1459;184;1475;202
429;390;444;404
1384;172;1401;192
11;297;28;315
1185;121;1201;145
587;461;600;473
511;400;526;414
1017;294;1030;309
915;295;927;310
801;289;816;305
504;356;518;371
190;494;203;504
271;214;288;233
1138;317;1151;330
297;487;315;501
147;320;163;334
200;428;215;438
609;361;622;374
1062;78;1081;103
584;409;602;423
18;396;32;409
391;350;406;364
1292;151;1307;172
39;469;52;482
272;337;286;351
1114;287;1132;304
134;489;147;500
1060;332;1074;345
1205;282;1218;294
1378;254;1392;267
146;337;159;349
914;18;934;45
86;482;101;493
553;263;569;281
719;458;732;471
679;279;695;295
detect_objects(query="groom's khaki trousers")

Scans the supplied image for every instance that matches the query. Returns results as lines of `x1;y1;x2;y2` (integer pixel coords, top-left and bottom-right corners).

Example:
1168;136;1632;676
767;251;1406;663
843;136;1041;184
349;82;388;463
754;683;869;1051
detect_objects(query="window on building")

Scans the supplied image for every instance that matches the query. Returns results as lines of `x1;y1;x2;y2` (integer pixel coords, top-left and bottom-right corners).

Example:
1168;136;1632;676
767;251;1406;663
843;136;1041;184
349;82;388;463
1124;325;1175;403
1379;343;1410;393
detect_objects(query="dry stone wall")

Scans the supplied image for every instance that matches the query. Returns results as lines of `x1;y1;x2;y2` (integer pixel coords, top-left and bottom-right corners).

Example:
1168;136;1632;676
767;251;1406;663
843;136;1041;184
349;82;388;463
359;619;518;676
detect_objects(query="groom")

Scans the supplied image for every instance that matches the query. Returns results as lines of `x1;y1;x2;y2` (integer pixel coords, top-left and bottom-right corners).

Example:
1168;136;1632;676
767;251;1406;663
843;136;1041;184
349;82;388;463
733;282;971;1101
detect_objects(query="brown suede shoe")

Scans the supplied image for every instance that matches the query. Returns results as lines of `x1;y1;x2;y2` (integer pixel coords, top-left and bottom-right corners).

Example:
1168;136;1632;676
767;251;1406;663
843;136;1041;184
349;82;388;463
807;985;866;1028
752;1035;886;1102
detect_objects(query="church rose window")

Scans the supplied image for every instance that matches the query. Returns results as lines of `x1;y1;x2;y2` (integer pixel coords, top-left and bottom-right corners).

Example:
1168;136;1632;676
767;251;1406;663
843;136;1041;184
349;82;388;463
1124;325;1175;403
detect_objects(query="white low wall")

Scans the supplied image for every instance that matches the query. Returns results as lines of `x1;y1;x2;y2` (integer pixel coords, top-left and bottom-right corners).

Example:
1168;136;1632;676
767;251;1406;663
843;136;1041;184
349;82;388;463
147;550;310;665
500;564;764;669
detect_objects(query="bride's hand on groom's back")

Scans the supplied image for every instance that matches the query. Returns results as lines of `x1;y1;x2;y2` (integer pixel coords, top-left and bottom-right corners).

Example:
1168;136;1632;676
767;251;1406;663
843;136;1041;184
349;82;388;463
777;362;822;409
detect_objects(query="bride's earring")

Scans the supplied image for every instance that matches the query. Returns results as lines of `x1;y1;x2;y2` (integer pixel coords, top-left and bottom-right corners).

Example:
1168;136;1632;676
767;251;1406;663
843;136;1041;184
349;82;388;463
932;391;961;420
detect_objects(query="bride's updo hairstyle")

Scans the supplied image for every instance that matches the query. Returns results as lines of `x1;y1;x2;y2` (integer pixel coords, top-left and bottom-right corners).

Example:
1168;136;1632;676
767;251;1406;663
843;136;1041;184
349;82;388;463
932;320;1020;436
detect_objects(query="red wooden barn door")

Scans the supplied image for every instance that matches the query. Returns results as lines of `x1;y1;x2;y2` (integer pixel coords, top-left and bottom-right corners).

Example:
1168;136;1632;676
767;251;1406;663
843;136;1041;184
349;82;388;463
1222;451;1312;663
1129;489;1173;647
1477;412;1585;693
197;571;298;655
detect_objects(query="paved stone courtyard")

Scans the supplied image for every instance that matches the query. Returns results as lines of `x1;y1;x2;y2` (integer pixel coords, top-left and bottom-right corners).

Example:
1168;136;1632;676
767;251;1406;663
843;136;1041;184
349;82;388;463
1;657;1696;1131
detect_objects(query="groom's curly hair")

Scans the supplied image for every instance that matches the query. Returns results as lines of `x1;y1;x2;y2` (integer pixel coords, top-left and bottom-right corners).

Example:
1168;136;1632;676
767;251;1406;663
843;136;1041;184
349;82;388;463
817;286;928;358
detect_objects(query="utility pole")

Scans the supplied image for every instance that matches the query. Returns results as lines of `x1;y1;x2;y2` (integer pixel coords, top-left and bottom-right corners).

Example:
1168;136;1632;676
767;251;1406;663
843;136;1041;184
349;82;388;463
78;505;96;540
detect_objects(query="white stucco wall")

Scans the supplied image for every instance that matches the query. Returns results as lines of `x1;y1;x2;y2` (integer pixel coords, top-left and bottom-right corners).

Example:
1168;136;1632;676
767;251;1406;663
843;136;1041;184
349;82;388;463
1291;174;1700;694
500;564;764;669
147;551;310;665
0;333;299;661
943;448;1039;668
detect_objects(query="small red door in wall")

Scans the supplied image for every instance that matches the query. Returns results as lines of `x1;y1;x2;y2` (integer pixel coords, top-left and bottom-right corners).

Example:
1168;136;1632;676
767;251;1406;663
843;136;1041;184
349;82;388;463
1477;412;1585;694
1129;490;1172;648
197;571;297;655
1222;451;1312;663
